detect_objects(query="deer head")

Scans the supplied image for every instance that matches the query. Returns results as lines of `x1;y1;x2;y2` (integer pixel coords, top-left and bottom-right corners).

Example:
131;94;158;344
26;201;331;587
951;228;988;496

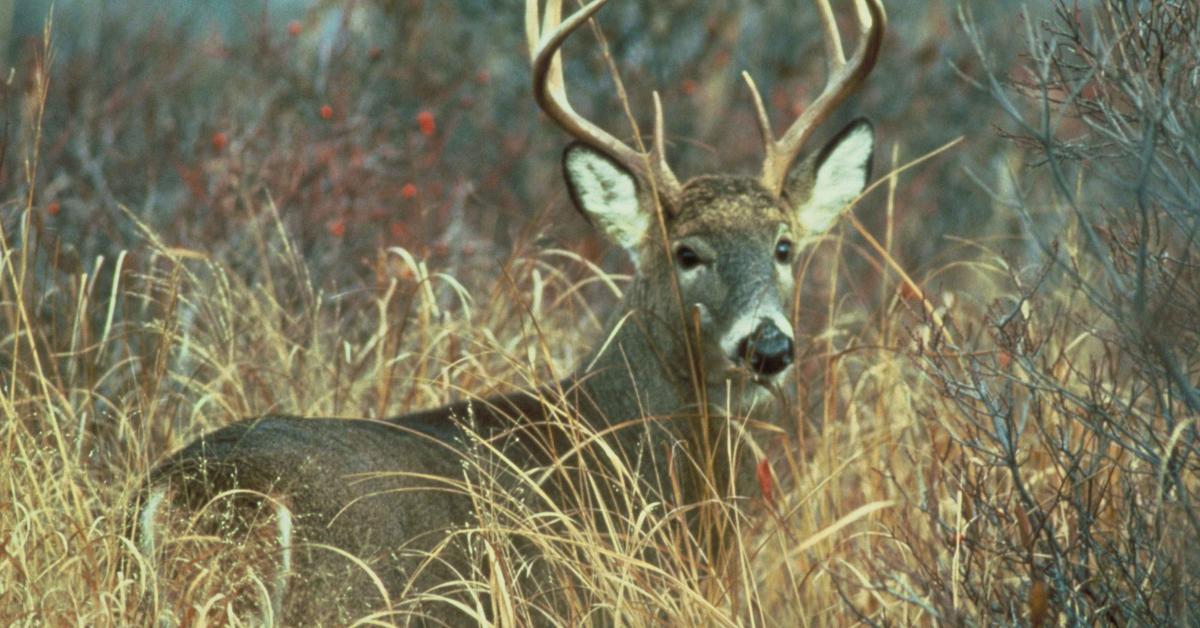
528;0;885;402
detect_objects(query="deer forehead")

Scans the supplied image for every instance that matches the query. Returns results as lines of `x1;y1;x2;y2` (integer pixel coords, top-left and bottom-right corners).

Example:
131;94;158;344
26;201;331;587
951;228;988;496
668;175;793;239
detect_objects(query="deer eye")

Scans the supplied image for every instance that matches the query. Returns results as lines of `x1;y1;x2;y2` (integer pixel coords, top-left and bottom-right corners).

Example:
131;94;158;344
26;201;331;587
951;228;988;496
775;239;794;263
674;246;703;270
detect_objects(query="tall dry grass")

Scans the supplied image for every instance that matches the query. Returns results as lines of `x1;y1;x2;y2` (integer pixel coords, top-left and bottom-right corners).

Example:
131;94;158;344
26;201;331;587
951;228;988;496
3;0;1197;625
0;94;928;627
0;120;924;626
0;27;919;625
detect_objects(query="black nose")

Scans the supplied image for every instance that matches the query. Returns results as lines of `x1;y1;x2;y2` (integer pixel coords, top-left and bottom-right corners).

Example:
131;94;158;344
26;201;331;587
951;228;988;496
735;322;794;376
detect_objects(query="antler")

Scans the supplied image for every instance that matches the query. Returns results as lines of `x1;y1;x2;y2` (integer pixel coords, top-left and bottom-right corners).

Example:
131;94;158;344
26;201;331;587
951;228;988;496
526;0;683;212
744;0;886;196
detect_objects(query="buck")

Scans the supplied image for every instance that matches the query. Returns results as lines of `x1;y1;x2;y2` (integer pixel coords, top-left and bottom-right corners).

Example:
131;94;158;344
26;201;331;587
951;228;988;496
137;0;884;623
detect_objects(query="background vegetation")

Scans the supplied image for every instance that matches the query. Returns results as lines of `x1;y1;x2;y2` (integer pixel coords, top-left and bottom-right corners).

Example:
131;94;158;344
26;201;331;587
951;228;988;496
1;0;1196;624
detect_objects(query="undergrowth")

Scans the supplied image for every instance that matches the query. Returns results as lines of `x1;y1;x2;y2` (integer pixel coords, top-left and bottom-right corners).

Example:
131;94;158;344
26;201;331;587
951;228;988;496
1;0;1197;625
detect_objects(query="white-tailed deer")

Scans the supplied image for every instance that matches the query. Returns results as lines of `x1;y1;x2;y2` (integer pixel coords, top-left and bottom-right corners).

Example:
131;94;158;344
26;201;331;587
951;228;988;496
137;0;884;623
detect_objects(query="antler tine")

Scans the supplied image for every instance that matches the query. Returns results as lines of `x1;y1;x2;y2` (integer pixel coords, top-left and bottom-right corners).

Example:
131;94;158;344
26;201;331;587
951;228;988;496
528;0;635;166
753;0;886;196
814;0;846;72
527;0;683;211
651;91;682;207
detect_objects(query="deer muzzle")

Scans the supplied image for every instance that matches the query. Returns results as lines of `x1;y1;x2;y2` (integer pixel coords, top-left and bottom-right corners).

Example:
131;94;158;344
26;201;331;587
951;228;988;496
735;321;794;377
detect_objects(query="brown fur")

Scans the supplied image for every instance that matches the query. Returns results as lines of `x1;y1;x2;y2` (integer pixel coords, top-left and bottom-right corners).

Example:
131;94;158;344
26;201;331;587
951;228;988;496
136;117;872;628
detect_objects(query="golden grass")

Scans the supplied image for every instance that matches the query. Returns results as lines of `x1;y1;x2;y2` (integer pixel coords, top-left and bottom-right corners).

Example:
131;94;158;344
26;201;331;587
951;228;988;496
0;129;940;624
0;56;990;621
5;10;1193;627
5;153;1178;625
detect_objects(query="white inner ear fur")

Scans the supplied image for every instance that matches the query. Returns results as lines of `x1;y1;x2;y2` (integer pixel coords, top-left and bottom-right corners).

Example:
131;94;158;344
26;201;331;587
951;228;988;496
565;148;649;258
796;124;873;235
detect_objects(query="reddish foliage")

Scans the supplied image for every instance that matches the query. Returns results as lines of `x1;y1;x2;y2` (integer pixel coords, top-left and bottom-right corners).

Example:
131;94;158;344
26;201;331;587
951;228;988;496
390;222;409;240
416;110;436;136
756;458;775;507
174;164;209;203
898;282;924;302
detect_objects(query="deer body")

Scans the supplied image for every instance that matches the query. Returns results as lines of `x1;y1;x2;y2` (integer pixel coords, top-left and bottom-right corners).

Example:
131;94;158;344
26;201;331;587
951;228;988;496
143;284;750;622
139;0;884;623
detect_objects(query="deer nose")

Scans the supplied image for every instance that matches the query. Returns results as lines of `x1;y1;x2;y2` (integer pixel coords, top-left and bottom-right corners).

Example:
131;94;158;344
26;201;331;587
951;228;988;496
735;322;794;377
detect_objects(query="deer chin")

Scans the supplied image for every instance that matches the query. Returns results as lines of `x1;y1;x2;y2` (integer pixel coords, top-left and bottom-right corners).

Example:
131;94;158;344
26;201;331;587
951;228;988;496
743;368;791;414
701;362;789;414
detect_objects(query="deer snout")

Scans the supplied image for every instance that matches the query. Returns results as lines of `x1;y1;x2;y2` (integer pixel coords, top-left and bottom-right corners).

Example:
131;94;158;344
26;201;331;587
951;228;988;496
734;321;794;377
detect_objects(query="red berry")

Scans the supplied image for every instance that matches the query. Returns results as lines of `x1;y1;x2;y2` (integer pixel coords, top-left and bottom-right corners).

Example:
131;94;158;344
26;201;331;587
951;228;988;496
211;131;228;151
287;20;302;37
401;183;417;199
319;104;333;120
416;110;435;136
328;220;345;238
46;201;61;216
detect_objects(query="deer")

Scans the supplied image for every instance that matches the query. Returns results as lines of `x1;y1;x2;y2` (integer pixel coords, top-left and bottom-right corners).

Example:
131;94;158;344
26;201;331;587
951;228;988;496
136;0;885;624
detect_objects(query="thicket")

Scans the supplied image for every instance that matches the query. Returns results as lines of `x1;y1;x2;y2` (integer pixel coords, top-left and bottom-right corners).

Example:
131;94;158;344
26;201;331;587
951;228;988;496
870;2;1199;623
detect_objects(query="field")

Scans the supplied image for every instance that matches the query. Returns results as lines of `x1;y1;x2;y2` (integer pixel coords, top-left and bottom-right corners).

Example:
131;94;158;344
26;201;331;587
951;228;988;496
2;0;1197;625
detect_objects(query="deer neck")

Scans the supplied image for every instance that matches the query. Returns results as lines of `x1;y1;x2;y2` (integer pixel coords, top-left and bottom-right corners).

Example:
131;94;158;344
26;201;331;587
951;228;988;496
564;278;757;509
569;277;706;427
566;272;782;439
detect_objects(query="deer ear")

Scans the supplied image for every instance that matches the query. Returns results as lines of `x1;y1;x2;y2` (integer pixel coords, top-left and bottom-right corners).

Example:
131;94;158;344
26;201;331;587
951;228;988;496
785;118;874;236
563;143;650;254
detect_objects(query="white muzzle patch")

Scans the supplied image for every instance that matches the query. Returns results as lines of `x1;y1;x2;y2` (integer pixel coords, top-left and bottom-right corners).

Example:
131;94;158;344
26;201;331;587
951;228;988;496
720;310;795;374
